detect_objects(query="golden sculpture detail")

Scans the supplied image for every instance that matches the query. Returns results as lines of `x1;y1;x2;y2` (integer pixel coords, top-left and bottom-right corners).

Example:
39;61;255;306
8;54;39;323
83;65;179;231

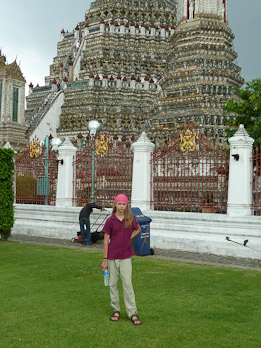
180;129;196;152
30;139;41;158
96;135;109;156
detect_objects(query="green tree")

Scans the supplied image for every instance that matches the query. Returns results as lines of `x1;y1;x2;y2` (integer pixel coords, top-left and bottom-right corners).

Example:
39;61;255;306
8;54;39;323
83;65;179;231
223;78;261;146
0;148;15;239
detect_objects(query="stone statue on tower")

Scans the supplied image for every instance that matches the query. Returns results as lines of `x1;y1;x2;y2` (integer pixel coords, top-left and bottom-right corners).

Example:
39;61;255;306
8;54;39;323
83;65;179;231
189;0;195;19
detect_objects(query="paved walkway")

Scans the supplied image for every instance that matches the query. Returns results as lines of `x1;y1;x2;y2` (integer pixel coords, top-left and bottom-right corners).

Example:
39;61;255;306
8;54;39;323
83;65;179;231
9;234;261;271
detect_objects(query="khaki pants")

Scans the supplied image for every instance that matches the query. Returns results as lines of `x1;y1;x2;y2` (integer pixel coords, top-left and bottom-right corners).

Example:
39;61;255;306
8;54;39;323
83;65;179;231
108;258;137;318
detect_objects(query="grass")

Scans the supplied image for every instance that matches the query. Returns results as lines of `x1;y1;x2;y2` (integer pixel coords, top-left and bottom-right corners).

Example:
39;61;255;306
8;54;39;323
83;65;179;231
0;242;260;348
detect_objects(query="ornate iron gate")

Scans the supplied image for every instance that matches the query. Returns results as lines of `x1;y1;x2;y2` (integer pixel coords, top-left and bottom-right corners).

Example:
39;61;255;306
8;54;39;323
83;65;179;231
151;129;229;213
15;137;58;205
73;135;133;207
251;146;261;215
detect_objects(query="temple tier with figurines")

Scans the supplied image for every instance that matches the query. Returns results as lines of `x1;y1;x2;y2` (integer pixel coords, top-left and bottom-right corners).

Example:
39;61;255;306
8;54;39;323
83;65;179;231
24;0;243;146
145;0;244;144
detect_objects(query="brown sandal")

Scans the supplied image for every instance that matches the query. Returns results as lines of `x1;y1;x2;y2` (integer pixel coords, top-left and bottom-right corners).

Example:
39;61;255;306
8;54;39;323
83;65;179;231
110;311;120;322
131;314;142;325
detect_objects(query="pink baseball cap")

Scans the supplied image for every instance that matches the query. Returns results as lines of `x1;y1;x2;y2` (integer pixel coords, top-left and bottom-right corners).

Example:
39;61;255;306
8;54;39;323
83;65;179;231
114;194;129;204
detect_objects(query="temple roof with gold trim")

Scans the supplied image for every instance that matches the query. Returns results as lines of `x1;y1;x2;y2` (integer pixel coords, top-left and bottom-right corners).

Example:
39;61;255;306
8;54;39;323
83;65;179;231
0;50;26;82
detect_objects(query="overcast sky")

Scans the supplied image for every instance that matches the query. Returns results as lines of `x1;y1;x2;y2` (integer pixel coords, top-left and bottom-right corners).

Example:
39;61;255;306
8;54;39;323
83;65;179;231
0;0;260;94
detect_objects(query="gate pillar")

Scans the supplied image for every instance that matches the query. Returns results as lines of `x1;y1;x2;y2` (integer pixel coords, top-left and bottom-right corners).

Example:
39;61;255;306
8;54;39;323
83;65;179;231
227;125;254;216
56;138;77;207
131;132;155;210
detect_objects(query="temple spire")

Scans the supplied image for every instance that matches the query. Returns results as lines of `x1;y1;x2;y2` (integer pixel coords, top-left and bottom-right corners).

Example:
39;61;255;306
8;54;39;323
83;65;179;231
0;49;7;67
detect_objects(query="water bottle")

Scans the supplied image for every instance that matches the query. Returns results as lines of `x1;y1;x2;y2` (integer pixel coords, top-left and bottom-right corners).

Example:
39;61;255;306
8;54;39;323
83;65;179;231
104;269;109;286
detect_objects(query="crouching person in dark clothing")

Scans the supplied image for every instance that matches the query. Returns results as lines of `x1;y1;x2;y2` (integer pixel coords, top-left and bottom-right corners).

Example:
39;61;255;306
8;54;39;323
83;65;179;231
79;202;104;245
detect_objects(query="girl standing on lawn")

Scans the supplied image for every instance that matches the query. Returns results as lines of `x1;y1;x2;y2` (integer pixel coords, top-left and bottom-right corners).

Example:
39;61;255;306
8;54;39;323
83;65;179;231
101;194;142;325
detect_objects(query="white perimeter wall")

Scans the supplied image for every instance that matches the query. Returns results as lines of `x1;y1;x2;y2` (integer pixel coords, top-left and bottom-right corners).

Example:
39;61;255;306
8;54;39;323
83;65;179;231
12;204;261;260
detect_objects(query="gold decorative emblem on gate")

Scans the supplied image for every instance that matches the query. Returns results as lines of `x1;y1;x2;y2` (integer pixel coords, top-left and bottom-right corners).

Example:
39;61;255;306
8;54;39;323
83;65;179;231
96;135;109;156
30;139;41;158
180;129;196;152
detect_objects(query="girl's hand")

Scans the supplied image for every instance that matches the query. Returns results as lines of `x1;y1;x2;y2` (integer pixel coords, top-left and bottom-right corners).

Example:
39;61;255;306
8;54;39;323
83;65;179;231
102;259;108;272
131;225;141;239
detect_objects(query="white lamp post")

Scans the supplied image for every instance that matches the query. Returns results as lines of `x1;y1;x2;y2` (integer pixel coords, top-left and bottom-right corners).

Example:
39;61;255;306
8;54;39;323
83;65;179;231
87;120;101;200
51;137;62;152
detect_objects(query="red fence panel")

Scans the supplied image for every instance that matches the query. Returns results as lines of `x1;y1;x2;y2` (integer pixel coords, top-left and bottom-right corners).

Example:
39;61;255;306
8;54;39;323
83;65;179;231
151;129;229;213
251;146;261;215
73;135;133;207
15;138;58;205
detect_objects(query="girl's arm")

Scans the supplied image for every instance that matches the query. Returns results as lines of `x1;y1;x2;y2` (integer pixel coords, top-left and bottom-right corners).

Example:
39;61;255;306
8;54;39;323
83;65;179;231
102;233;110;272
131;225;141;239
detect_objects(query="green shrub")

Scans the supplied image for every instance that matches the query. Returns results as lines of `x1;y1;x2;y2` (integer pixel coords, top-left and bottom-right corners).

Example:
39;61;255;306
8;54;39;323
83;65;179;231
0;148;15;239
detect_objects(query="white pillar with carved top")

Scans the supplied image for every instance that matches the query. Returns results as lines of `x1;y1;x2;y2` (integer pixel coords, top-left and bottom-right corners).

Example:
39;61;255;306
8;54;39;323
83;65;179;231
227;125;254;216
131;132;155;210
56;138;77;207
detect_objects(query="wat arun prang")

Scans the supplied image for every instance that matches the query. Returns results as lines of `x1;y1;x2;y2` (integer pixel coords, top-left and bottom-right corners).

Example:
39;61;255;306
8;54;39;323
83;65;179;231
26;0;243;145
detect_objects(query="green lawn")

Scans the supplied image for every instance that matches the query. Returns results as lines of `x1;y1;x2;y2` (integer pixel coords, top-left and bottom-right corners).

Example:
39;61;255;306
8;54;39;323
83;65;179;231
0;242;260;348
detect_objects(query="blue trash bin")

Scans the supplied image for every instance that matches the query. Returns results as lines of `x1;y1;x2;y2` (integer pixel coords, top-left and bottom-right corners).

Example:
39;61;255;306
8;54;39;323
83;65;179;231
130;207;153;256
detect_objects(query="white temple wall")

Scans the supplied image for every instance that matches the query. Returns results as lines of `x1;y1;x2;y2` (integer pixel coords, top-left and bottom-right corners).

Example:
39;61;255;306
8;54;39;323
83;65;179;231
12;204;261;260
30;92;64;142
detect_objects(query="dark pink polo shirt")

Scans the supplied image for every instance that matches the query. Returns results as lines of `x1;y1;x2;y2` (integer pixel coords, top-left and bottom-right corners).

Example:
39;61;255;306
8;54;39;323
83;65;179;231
102;213;139;260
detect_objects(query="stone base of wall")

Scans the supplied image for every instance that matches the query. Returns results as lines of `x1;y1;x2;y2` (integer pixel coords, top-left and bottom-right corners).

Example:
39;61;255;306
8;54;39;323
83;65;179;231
12;204;261;260
13;204;79;239
0;123;28;150
146;210;261;260
12;204;110;240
